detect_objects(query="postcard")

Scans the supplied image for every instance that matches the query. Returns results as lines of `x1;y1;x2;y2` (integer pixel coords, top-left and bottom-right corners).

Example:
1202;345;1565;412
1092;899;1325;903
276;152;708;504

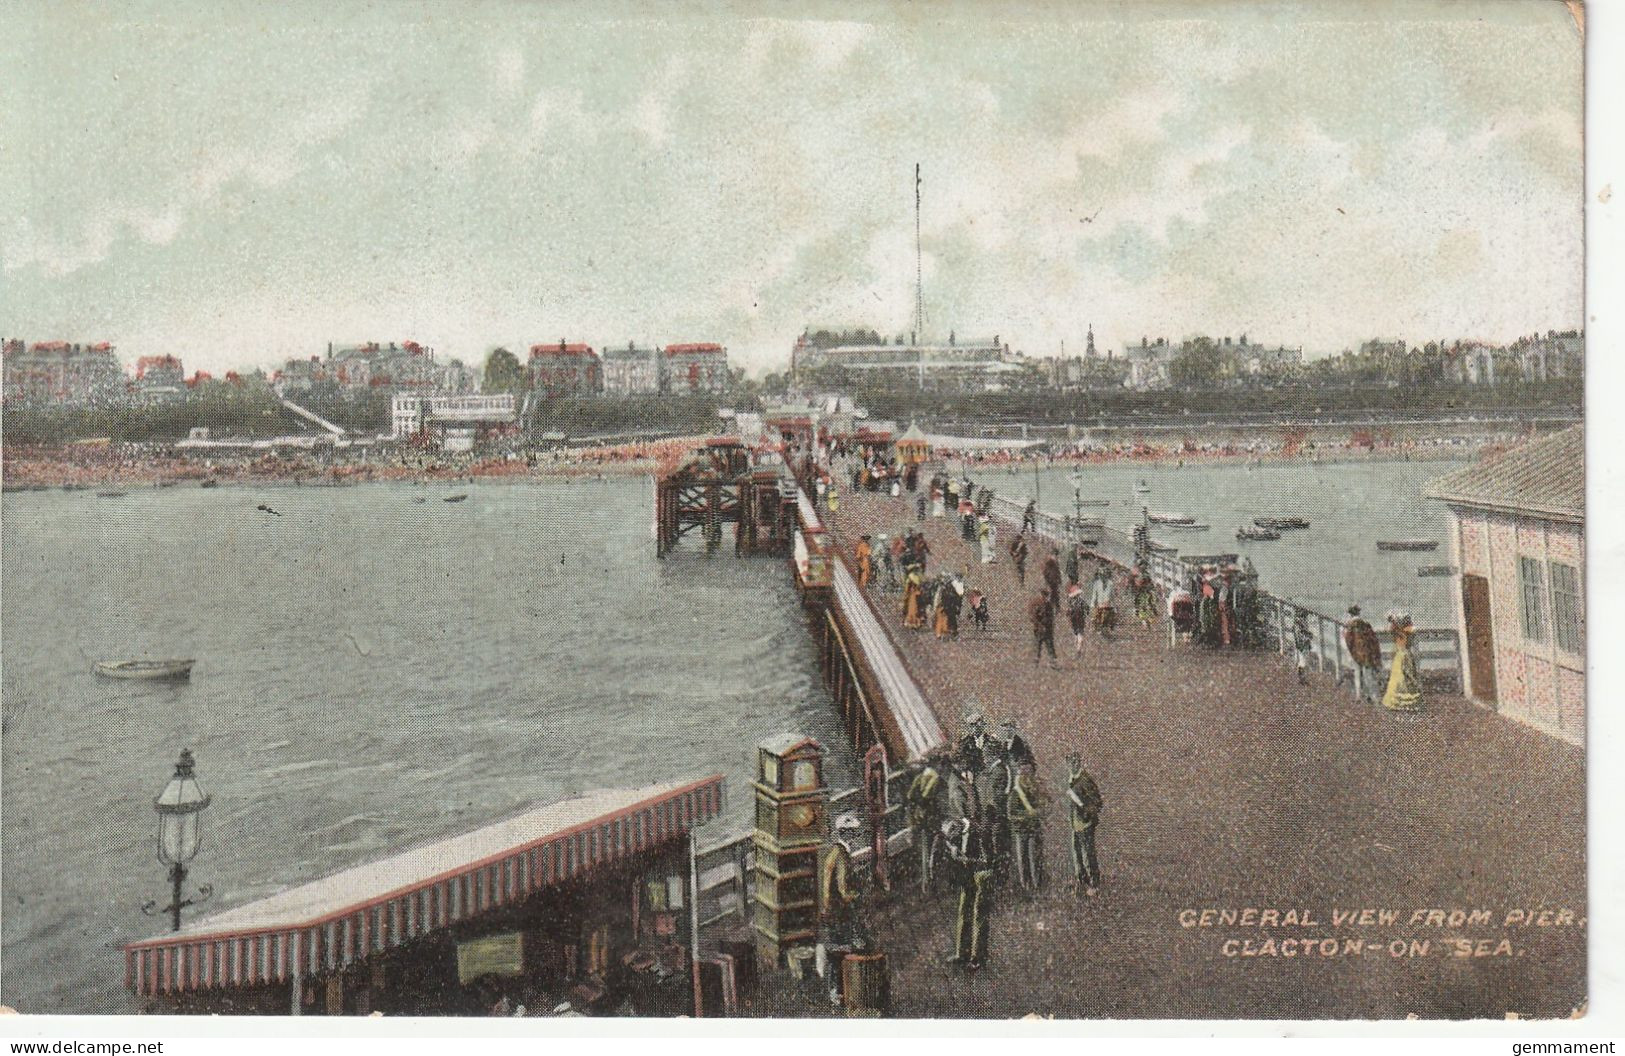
0;0;1586;1024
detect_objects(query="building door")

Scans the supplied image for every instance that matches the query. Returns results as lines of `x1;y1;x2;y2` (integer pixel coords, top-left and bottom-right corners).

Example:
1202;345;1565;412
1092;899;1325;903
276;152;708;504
1461;574;1497;703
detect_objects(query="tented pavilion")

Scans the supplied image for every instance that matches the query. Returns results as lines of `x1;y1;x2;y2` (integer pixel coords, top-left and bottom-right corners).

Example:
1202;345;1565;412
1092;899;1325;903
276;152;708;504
894;422;933;465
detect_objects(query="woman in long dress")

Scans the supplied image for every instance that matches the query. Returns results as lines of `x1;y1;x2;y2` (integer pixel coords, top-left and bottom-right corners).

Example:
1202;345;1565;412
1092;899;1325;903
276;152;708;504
902;570;925;628
1381;611;1424;712
933;579;952;639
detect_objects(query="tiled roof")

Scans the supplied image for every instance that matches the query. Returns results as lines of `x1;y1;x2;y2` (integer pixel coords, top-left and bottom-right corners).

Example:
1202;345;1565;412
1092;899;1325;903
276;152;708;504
1427;425;1583;522
529;343;596;357
664;343;725;356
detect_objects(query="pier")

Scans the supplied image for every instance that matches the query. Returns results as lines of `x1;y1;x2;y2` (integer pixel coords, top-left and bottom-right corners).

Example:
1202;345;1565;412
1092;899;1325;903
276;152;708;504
672;451;1582;1019
777;481;1583;1018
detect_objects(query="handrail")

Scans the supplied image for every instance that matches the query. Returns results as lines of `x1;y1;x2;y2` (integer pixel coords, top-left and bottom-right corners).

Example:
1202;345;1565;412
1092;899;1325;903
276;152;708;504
976;480;1463;695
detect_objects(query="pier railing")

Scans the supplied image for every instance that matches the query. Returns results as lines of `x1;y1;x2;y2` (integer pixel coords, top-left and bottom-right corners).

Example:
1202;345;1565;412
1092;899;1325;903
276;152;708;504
985;492;1105;547
972;478;1463;696
1254;594;1463;692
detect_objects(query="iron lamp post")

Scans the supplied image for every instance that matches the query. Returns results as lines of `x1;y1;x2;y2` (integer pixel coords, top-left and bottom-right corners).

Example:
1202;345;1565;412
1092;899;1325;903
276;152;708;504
144;748;213;931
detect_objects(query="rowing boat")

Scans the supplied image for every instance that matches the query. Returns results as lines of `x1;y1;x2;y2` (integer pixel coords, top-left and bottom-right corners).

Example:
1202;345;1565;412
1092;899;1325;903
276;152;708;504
1376;539;1439;552
93;659;195;680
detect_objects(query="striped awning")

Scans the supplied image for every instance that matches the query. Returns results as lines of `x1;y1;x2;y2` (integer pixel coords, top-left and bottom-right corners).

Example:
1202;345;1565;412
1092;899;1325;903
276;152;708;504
124;775;724;997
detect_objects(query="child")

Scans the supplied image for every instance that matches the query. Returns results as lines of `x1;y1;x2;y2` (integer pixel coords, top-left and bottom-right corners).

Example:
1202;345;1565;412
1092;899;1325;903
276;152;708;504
1292;611;1313;684
969;589;990;631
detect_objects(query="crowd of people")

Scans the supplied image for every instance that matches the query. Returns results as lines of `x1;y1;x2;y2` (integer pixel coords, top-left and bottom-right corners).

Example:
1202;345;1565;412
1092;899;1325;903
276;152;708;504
894;713;1105;972
803;447;1438;986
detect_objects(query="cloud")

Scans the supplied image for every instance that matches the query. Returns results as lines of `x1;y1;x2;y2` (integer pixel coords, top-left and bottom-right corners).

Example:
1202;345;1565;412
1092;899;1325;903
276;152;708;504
0;6;1583;376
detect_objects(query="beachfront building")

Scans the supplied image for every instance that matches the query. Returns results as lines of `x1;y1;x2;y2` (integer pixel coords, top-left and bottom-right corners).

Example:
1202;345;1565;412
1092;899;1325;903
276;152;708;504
2;339;129;407
601;342;661;395
134;355;186;402
528;341;603;397
790;328;1029;392
1428;426;1584;745
1122;337;1176;390
1038;329;1132;391
1122;334;1300;390
390;393;518;447
123;778;725;1016
1509;330;1585;383
661;343;730;394
331;341;442;391
273;343;473;398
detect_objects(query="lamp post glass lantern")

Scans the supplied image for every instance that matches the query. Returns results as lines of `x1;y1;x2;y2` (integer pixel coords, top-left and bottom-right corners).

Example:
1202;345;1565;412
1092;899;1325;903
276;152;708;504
145;748;213;931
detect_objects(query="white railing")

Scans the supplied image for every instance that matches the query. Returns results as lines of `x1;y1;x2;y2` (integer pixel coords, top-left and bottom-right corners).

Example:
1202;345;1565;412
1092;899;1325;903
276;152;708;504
969;474;1463;695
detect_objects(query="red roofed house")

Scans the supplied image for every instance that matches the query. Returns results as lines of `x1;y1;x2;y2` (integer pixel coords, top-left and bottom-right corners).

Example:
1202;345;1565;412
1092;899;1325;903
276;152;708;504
661;343;729;395
3;340;127;406
1428;426;1584;744
135;355;186;401
529;341;603;397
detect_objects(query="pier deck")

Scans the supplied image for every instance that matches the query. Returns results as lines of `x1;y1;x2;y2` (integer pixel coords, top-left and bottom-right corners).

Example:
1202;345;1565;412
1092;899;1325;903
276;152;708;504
775;487;1583;1019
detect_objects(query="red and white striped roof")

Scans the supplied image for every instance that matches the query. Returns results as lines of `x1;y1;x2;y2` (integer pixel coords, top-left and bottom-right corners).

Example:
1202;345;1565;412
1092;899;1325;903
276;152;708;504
123;775;723;997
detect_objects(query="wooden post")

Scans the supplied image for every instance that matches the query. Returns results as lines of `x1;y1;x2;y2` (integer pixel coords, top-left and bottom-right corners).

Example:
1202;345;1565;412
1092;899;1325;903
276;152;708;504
1332;616;1346;685
689;828;703;1018
324;975;344;1016
1276;600;1289;656
290;968;301;1016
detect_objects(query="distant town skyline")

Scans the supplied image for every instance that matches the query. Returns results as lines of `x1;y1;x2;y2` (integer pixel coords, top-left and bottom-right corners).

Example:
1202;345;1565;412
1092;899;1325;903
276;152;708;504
2;0;1583;378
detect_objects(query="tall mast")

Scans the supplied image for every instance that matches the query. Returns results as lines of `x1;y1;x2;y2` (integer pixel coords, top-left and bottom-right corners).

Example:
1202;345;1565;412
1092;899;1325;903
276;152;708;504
915;163;924;389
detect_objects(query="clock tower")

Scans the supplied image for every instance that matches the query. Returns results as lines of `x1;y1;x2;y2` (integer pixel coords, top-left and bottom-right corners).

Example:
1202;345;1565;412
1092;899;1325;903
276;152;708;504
751;733;829;972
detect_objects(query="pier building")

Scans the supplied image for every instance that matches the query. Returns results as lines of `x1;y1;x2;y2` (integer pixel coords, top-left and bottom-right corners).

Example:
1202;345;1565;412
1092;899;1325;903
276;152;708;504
1429;425;1584;744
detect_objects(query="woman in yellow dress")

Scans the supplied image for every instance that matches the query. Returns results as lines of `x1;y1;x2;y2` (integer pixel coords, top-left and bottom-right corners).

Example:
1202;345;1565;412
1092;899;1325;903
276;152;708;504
902;569;925;628
1381;610;1423;712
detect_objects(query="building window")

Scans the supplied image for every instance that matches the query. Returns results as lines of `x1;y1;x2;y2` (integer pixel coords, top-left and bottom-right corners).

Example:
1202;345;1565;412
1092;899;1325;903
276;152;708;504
1550;560;1583;654
1518;556;1548;644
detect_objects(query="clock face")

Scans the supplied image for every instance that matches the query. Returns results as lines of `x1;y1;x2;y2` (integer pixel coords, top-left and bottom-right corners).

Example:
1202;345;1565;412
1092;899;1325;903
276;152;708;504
782;802;822;840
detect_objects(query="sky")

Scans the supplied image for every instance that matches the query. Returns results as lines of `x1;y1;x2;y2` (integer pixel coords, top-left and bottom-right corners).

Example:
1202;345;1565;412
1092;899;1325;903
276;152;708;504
0;0;1585;377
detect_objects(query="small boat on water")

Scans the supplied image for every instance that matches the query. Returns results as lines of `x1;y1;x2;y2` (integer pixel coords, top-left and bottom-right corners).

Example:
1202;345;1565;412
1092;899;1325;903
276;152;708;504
410;496;428;504
1237;526;1281;542
96;490;128;498
93;659;195;680
1075;498;1111;507
1147;511;1196;525
1161;521;1210;531
1417;565;1457;577
1253;516;1310;531
200;479;220;488
1377;539;1439;552
443;493;469;503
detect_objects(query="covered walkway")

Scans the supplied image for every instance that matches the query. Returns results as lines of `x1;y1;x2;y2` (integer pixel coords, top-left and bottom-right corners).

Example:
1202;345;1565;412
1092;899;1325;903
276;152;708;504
125;777;724;1015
